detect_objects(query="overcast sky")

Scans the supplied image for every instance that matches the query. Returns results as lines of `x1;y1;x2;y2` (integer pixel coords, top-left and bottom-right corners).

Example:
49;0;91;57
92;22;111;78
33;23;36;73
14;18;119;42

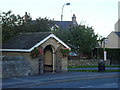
0;0;119;37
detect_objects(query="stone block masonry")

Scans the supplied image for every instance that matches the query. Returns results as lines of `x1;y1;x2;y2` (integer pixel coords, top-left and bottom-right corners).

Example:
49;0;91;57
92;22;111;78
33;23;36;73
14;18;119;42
2;56;30;78
68;59;110;66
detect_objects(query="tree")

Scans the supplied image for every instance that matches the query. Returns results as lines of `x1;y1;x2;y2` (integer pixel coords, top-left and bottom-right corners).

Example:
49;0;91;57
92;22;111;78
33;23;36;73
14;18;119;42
23;17;53;32
52;28;71;44
20;17;54;33
53;24;98;58
69;25;98;57
1;10;24;43
1;11;54;43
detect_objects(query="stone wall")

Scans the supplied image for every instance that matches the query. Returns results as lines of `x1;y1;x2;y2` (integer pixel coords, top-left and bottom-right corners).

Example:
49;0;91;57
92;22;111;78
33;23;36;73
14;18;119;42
61;57;68;72
2;37;69;78
68;59;110;66
2;56;30;78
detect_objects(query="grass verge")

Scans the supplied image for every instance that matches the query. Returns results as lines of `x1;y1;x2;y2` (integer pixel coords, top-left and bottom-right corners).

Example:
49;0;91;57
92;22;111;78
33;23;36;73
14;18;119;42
68;65;120;69
68;69;120;72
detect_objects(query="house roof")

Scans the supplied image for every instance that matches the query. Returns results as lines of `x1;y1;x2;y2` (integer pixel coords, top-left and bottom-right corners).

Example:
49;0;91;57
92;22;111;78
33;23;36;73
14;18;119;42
3;32;51;49
114;32;120;38
54;21;73;29
1;32;71;52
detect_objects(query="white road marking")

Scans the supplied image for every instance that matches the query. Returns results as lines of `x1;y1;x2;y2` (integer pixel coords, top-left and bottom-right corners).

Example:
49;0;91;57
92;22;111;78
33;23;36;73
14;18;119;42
80;86;93;88
79;83;118;88
103;83;117;86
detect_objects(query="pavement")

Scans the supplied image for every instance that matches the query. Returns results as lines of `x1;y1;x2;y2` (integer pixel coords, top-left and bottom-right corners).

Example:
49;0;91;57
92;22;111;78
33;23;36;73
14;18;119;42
2;71;119;88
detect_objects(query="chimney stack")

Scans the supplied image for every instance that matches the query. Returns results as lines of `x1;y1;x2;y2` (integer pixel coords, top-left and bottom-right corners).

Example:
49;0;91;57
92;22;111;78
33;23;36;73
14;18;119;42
24;12;30;22
72;14;77;25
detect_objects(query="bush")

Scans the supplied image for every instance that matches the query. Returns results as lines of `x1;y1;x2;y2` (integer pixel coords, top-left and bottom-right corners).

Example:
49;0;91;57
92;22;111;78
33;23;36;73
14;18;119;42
106;48;120;60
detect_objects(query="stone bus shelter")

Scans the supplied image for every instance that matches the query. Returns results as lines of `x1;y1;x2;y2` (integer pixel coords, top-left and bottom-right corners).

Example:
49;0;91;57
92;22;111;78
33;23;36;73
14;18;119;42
1;32;71;78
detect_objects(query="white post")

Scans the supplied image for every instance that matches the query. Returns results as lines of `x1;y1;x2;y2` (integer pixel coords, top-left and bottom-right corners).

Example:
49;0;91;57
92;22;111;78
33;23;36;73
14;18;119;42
104;51;107;61
53;53;55;73
103;38;108;61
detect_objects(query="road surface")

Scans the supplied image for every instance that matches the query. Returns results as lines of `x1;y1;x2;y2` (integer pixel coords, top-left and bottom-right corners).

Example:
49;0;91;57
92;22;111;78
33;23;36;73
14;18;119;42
2;72;119;89
30;77;119;88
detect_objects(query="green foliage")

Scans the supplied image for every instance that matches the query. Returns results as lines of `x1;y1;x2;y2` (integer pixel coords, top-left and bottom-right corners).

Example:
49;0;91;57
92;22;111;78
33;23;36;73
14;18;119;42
53;24;98;58
21;17;54;33
1;10;24;42
68;69;120;72
61;48;71;57
106;48;120;60
1;11;98;59
68;65;120;69
30;48;43;58
70;25;98;56
1;11;54;43
30;48;40;58
97;48;120;61
52;28;71;44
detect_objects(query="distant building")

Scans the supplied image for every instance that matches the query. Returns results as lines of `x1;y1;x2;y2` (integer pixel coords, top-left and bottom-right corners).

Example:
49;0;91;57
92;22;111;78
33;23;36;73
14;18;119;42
93;19;120;59
96;19;120;49
51;14;78;31
23;12;78;31
105;31;120;48
105;19;120;48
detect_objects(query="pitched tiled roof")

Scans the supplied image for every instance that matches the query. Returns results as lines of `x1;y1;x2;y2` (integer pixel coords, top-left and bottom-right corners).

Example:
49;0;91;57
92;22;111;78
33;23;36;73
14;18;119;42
54;21;73;29
2;32;71;52
114;32;120;38
2;32;52;49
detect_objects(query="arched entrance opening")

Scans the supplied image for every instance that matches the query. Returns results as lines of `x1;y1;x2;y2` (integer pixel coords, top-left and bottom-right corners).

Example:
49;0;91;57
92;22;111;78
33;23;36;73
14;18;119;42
44;45;54;73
